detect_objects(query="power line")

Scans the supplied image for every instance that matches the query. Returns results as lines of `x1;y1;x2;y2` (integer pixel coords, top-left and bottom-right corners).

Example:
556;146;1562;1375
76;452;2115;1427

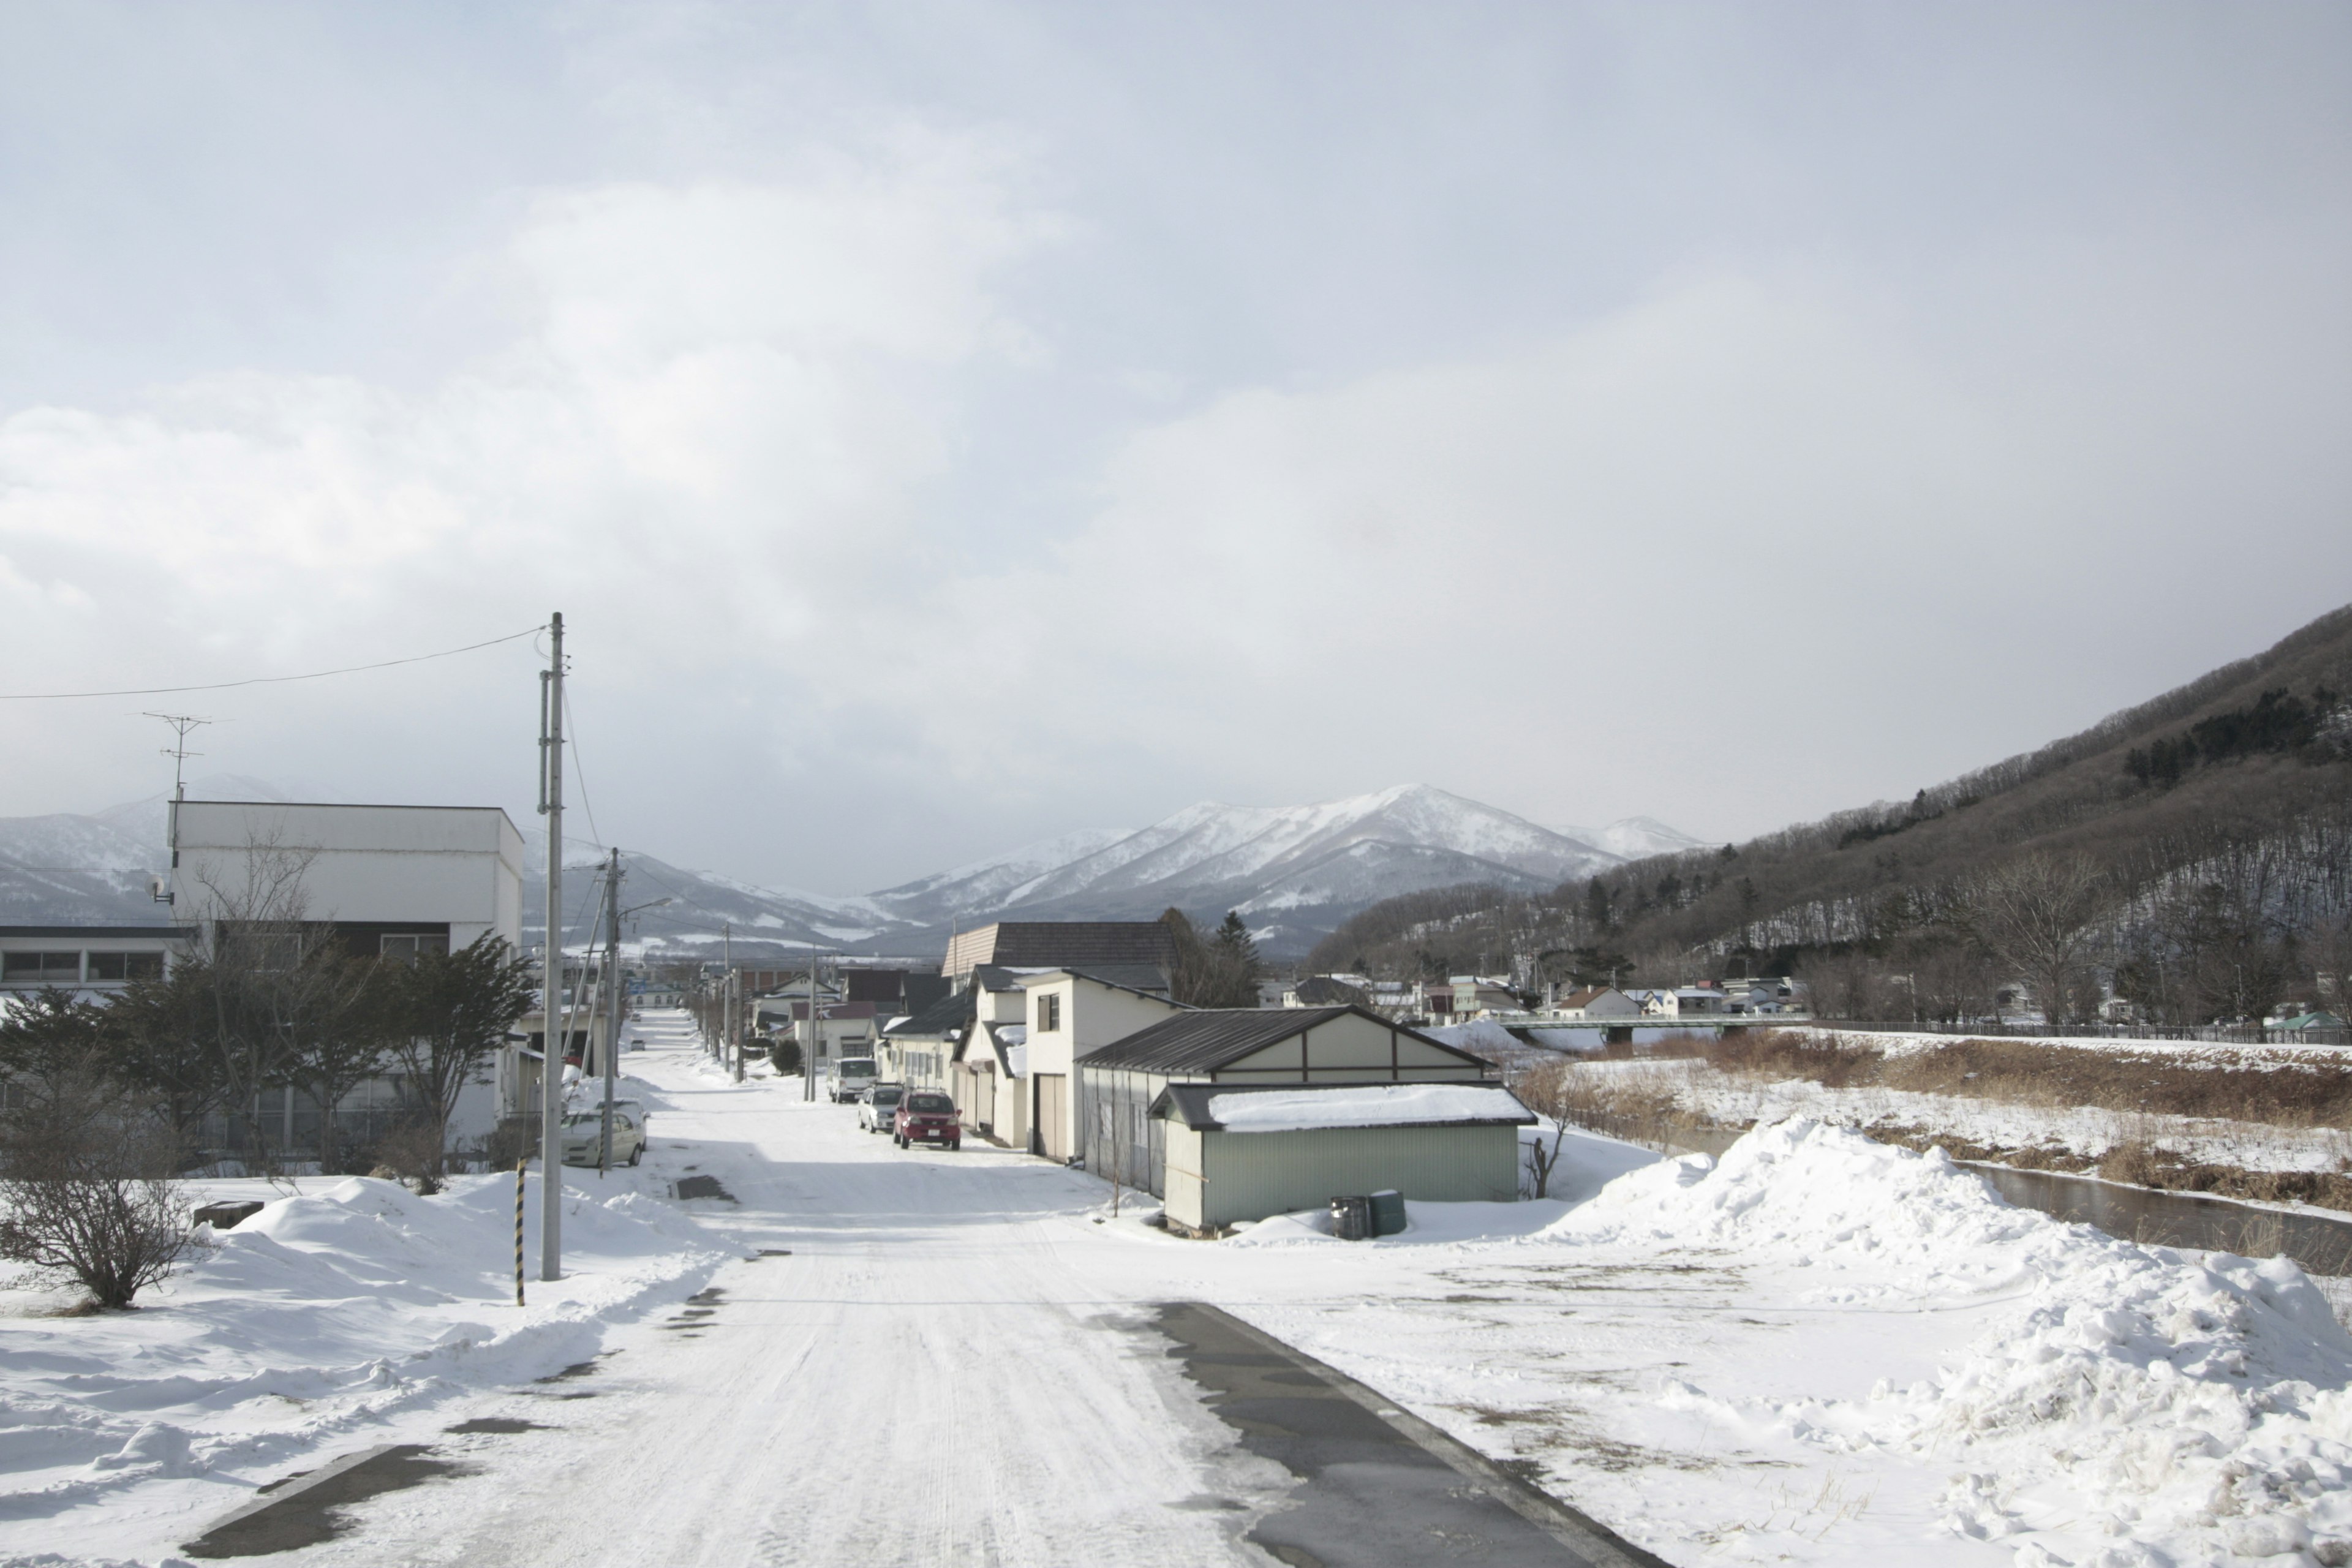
560;688;603;850
0;626;546;701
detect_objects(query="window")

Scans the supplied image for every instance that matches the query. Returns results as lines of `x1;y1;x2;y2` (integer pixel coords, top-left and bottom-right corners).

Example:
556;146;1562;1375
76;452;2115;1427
2;951;80;983
1037;993;1061;1032
380;933;451;963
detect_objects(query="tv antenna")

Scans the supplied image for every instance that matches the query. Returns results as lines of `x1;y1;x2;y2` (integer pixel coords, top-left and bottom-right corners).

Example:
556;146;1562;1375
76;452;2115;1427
145;713;212;890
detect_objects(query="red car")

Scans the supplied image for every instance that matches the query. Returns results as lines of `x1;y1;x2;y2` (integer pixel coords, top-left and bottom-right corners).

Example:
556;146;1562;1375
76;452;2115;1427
894;1090;961;1150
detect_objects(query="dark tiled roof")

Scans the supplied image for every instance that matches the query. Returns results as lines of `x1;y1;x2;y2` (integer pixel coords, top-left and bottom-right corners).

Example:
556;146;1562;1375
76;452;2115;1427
1152;1080;1536;1132
969;921;1175;970
1292;976;1368;1006
1060;965;1178;998
1078;1005;1489;1076
882;986;974;1039
902;974;953;1012
843;970;911;1004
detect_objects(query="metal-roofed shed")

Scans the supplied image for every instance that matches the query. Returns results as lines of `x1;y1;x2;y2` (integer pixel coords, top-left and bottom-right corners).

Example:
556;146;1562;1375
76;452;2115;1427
1147;1080;1534;1234
1073;1004;1498;1200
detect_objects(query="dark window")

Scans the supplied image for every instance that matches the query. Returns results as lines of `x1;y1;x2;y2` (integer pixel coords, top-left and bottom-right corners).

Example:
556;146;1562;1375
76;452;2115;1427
126;952;164;979
86;952;129;980
1037;993;1060;1032
380;933;450;963
2;951;80;982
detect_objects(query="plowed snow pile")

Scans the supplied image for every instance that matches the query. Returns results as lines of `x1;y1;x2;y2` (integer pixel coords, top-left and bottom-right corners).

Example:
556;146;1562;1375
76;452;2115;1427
1550;1121;2352;1566
0;1170;723;1547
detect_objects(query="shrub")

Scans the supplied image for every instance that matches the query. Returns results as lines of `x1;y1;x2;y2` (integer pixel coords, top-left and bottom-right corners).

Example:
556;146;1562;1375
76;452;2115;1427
0;1069;190;1310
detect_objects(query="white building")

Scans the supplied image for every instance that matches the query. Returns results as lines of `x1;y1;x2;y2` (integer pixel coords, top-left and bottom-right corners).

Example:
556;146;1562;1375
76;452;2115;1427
168;799;528;1155
0;924;184;1001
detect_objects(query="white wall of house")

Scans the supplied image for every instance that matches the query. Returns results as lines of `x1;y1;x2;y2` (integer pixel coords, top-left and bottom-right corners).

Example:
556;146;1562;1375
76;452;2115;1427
1020;971;1186;1158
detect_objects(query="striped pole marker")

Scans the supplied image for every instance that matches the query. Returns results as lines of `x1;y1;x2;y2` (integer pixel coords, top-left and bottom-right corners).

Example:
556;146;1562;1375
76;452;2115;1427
514;1158;527;1307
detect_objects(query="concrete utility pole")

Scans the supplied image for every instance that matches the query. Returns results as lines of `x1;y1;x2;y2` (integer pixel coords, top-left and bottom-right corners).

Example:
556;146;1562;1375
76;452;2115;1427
722;922;734;1076
599;848;623;1174
538;611;564;1282
803;951;821;1101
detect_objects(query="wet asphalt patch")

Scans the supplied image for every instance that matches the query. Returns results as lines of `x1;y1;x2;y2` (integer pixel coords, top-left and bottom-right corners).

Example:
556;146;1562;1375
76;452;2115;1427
443;1417;547;1435
183;1445;463;1559
1156;1303;1671;1568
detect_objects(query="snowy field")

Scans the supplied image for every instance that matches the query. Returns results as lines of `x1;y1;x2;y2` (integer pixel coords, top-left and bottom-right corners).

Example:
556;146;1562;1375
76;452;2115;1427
2;1011;2348;1567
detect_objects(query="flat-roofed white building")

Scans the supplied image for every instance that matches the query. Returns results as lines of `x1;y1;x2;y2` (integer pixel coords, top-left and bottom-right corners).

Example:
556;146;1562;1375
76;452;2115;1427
171;799;524;954
167;799;528;1156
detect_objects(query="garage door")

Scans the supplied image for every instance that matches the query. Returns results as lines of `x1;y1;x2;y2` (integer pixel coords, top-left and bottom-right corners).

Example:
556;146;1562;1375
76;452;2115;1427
1035;1073;1068;1161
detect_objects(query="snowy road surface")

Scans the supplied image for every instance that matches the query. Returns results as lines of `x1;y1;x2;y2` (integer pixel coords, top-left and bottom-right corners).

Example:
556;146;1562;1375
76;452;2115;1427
10;1008;2350;1567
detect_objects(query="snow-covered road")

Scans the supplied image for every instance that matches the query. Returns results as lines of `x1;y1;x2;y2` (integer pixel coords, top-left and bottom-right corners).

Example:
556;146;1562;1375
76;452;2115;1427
277;1019;1298;1567
12;1008;2349;1568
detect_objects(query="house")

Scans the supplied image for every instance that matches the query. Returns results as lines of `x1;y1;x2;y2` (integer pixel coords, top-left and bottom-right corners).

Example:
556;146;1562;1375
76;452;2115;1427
1152;1081;1535;1234
168;799;527;1157
1551;985;1640;1020
2266;1008;2347;1044
941;921;1175;986
762;999;880;1068
881;987;978;1101
0;924;185;1001
1283;975;1370;1008
1071;1005;1498;1198
1012;968;1188;1159
1450;976;1520;1016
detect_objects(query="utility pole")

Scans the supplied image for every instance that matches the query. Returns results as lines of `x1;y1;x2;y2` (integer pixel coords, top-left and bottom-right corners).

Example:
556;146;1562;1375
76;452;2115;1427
537;611;564;1283
599;848;623;1174
803;950;820;1101
722;922;734;1075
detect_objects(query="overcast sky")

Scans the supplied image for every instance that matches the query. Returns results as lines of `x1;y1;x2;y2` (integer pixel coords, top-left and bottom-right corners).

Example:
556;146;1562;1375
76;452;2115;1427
2;2;2348;894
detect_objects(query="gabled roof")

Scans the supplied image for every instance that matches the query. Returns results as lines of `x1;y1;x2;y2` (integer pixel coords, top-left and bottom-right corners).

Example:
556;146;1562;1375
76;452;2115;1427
882;986;975;1040
1077;1005;1489;1076
959;921;1177;971
1291;976;1368;1006
1017;965;1184;1005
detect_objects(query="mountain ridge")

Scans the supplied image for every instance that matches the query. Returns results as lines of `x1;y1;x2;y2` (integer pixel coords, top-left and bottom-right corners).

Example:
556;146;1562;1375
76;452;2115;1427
0;778;1691;961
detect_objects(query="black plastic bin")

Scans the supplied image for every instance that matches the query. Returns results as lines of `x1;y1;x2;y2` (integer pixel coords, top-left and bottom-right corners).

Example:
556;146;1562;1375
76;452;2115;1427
1329;1194;1372;1241
1368;1189;1407;1237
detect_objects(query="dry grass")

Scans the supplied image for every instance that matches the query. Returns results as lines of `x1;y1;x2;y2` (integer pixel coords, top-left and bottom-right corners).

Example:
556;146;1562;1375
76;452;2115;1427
1705;1030;2352;1126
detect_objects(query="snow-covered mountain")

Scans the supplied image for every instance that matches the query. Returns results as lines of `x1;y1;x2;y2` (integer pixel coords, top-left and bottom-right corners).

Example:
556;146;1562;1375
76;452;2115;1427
526;845;913;960
0;775;292;925
2;777;1695;960
1553;815;1717;861
870;785;1633;953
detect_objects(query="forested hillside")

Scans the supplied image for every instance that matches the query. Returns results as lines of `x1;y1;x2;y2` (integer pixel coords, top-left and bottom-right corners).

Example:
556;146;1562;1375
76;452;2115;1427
1310;606;2352;1024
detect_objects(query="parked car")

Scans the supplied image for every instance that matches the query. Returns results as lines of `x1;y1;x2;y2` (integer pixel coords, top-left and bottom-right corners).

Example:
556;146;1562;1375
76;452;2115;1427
858;1083;907;1133
559;1106;647;1167
826;1057;879;1103
893;1090;960;1150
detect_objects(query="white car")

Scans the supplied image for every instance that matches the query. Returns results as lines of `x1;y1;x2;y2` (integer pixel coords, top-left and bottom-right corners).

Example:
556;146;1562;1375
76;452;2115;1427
560;1105;647;1167
858;1083;907;1133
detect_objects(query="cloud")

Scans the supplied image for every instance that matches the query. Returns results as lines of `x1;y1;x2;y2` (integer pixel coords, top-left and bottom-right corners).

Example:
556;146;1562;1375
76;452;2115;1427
0;133;1057;815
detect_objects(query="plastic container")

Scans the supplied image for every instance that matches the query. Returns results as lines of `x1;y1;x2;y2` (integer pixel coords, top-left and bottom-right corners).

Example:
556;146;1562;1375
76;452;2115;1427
1368;1189;1407;1237
1329;1194;1371;1241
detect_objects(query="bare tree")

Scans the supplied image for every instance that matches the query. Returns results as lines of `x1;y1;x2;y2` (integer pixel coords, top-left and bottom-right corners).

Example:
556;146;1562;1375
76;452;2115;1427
1964;853;2111;1026
0;1065;190;1309
1507;1059;1578;1199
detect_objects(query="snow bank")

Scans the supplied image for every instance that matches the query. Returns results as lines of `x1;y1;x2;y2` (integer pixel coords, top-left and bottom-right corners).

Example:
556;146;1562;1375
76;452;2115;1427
1556;1120;2352;1564
1418;1018;1524;1057
0;1170;724;1534
1205;1083;1529;1132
